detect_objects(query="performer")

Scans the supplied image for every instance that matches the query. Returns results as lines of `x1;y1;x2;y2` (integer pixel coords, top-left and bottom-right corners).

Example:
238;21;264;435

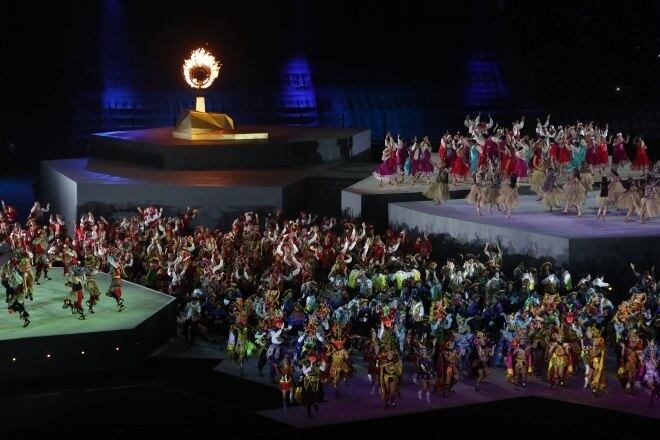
540;165;563;211
32;228;51;284
328;335;353;397
27;201;50;225
636;175;660;223
505;338;528;390
277;356;295;411
379;349;402;408
300;349;326;417
417;136;435;184
641;348;659;403
435;340;459;397
617;177;642;222
423;160;450;205
486;163;503;214
4;261;30;327
84;269;101;314
373;134;397;187
466;170;487;216
471;333;494;392
611;133;630;167
547;341;570;388
630;137;651;174
587;329;607;397
415;343;435;403
608;168;625;208
529;144;546;198
497;173;519;219
63;267;86;320
106;255;126;312
450;140;470;184
395;134;407;183
562;168;585;216
596;176;611;221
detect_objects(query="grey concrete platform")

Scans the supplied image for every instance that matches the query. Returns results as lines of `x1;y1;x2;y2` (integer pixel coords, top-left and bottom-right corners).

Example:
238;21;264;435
389;195;660;272
41;158;335;234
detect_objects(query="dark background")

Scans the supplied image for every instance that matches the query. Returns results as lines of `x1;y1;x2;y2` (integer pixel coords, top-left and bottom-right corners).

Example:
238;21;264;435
1;0;659;168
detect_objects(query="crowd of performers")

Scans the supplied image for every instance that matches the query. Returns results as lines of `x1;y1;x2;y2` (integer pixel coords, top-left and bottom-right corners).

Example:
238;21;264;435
1;199;658;416
375;116;660;222
0;202;196;325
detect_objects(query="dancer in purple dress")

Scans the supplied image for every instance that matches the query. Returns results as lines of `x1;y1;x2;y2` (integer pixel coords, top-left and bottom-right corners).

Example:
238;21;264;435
374;134;398;187
611;133;630;167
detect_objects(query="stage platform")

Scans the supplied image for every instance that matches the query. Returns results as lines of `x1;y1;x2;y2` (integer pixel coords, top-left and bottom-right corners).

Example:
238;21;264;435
41;158;341;234
342;158;646;230
214;355;659;428
389;194;660;278
0;268;176;381
90;126;371;170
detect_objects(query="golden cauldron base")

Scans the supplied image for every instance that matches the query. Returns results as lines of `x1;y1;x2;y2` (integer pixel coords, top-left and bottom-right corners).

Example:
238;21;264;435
172;109;268;141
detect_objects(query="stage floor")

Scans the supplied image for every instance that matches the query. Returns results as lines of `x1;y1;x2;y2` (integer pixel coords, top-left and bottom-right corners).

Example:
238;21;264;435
215;355;659;428
0;268;173;340
390;193;660;239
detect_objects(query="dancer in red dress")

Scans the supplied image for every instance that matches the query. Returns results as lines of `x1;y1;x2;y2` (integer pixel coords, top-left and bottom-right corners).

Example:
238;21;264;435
630;137;651;174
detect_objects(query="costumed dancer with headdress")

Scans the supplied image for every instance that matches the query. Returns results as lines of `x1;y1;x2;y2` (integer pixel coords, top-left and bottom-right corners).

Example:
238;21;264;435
3;259;30;327
450;139;470;185
470;331;494;392
277;355;295;411
63;267;86;320
423;160;450;205
617;177;642;222
300;348;326;417
106;255;126;312
466;170;487;216
506;338;528;390
395;134;407;183
636;175;660;224
84;269;101;314
562;168;585;216
641;348;659;403
435;339;459;397
497;174;519;219
415;340;435;403
417;136;435;184
327;328;354;397
587;328;607;397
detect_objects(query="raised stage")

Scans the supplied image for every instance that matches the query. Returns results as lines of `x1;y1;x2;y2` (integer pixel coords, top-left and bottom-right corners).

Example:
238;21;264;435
389;192;660;282
90;126;371;169
0;268;176;381
389;194;660;281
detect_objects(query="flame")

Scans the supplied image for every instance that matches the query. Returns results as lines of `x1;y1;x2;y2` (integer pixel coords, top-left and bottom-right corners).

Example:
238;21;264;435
183;48;221;90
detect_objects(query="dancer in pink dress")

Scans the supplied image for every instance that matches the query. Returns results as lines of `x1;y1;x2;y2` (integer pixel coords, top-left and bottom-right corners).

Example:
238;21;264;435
417;136;435;184
374;134;398;187
395;134;407;183
450;139;470;184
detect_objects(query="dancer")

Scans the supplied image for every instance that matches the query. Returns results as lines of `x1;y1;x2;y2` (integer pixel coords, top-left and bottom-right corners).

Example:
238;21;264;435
423;160;450;205
300;349;326;417
466;170;487;216
630;137;651;174
617;177;642;222
486;162;503;213
395;134;407;183
277;356;295;410
611;133;630;167
4;261;30;327
63;267;86;320
471;333;494;392
562;168;585;216
417;136;435;184
608;168;625;208
106;255;126;312
374;134;397;187
636;175;660;223
379;349;402;409
415;343;435;403
596;176;611;221
587;329;607;397
497;173;519;219
540;165;563;211
84;269;101;314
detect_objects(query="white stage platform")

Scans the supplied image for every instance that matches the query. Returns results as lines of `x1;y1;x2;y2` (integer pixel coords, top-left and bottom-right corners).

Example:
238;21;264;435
389;194;660;274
